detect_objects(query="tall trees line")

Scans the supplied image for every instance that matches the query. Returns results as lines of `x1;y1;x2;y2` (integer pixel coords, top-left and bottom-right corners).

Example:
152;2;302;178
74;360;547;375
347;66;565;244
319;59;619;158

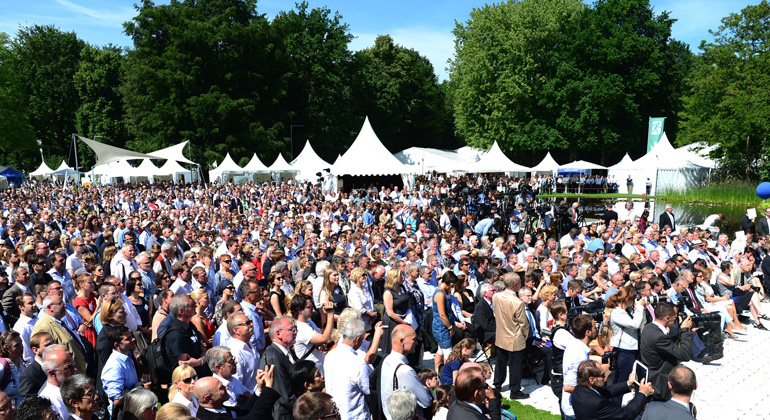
1;0;767;180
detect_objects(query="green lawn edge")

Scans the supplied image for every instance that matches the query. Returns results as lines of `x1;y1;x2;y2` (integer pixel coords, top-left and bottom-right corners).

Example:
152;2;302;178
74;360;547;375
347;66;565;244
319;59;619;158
501;398;561;420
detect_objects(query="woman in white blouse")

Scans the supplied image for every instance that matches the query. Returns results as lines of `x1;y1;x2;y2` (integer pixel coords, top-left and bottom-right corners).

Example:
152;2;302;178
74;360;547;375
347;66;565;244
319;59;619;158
347;267;377;330
606;287;645;400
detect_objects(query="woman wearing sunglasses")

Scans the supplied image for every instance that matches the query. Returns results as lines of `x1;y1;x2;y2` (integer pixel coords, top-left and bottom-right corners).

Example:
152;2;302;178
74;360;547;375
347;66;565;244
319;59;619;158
169;365;198;416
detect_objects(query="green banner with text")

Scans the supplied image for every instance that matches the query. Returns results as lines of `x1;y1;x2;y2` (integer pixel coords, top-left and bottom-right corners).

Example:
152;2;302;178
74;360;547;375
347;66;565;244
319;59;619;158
646;117;665;152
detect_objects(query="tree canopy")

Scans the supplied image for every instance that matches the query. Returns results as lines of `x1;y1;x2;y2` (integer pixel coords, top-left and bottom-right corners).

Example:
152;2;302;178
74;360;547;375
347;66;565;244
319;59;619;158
678;0;770;180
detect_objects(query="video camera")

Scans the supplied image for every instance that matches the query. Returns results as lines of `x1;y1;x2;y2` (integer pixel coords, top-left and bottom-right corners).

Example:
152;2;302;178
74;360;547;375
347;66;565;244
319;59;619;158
676;295;721;328
566;300;605;327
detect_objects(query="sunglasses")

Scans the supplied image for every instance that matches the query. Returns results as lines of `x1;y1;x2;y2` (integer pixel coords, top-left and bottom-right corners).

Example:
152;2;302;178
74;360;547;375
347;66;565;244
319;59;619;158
181;376;198;384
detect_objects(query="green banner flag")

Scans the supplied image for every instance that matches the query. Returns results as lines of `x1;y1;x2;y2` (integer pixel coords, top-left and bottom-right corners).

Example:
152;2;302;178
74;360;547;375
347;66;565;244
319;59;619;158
647;117;665;152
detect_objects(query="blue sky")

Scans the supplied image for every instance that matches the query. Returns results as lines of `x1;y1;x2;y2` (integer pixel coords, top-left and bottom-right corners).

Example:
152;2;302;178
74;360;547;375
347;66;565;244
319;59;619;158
0;0;759;81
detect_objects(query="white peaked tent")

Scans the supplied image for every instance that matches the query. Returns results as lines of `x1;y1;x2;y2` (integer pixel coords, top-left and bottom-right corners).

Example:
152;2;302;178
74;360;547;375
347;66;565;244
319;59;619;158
394;147;470;174
269;153;298;182
90;160;137;184
127;159;161;183
148;141;196;164
559;160;607;171
55;161;72;172
675;142;718;169
243;154;269;173
209;153;245;183
469;141;530;173
633;133;710;195
30;161;55;180
530;152;560;173
290;141;332;181
455;146;485;163
332;116;412;177
157;159;195;183
609;153;635;170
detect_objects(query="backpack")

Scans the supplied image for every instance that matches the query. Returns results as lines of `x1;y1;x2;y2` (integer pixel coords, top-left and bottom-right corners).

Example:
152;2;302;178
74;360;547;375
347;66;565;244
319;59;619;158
369;361;405;420
146;325;185;377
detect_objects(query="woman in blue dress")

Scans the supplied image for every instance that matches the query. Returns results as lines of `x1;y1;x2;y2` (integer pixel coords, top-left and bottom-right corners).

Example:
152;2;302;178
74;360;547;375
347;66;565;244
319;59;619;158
432;271;458;372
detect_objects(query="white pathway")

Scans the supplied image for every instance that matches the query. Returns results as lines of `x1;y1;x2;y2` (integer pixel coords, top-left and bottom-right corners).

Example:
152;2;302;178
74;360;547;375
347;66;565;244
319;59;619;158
423;302;770;420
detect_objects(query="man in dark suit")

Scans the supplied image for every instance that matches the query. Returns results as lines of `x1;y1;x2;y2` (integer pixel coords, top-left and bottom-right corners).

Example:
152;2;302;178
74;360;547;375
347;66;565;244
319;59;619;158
2;266;31;326
18;332;55;398
639;301;694;401
447;367;500;420
601;203;618;227
571;359;652;420
194;372;280;420
659;204;676;231
757;207;770;237
741;211;756;235
259;317;297;420
642;365;697;420
472;283;497;345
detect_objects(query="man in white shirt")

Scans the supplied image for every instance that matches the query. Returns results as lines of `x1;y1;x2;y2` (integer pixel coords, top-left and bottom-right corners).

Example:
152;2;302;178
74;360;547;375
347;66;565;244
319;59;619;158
212;301;241;348
13;293;38;364
290;294;334;373
561;314;597;419
324;318;371;420
207;346;252;411
227;312;259;392
380;325;433;420
38;348;75;420
112;244;139;285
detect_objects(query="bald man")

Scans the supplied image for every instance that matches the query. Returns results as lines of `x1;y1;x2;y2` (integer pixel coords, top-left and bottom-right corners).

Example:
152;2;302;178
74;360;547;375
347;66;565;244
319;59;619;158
380;325;433;420
193;369;280;420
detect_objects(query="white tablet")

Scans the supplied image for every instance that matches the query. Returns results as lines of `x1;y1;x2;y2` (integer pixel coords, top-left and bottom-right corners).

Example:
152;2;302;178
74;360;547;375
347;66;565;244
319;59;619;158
633;361;649;385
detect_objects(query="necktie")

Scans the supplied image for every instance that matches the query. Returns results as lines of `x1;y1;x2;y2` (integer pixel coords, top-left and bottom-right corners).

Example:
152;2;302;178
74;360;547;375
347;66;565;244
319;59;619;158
526;309;539;340
687;289;700;310
647;305;655;320
59;319;86;355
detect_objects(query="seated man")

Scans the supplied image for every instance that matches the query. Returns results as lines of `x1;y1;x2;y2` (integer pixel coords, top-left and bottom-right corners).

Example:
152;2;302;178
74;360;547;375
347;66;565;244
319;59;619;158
571;360;652;420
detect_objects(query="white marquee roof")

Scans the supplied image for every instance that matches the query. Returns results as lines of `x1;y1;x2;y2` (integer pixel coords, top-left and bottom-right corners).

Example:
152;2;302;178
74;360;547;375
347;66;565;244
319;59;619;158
530;152;560;172
394;147;471;174
135;159;161;176
332;116;412;176
148;140;195;164
242;153;269;172
637;133;708;170
269;153;298;172
54;161;72;172
291;140;331;179
78;136;158;167
209;153;244;181
559;160;607;171
608;153;636;170
30;161;55;177
469;141;530;173
158;159;191;176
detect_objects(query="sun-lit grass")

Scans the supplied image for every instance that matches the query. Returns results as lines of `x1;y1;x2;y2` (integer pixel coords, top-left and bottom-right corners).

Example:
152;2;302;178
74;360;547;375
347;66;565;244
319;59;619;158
501;398;561;420
657;181;762;206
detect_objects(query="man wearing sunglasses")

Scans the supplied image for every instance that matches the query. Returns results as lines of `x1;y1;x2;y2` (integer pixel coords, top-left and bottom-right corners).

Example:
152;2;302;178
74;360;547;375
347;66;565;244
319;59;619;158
39;348;76;420
227;313;259;392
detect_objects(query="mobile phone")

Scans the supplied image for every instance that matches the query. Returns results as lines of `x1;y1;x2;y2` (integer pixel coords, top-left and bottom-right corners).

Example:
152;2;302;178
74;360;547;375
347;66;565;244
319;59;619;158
633;361;648;385
381;325;389;330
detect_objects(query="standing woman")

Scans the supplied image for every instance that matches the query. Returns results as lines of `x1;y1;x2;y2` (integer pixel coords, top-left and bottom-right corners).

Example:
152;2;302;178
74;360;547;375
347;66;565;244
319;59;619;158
126;273;153;337
318;268;347;326
0;331;26;405
213;280;235;328
431;271;458;372
380;268;411;354
152;290;174;341
268;271;287;316
606;286;645;404
189;289;214;348
168;365;198;416
347;267;377;330
215;254;234;290
297;280;322;327
73;274;100;347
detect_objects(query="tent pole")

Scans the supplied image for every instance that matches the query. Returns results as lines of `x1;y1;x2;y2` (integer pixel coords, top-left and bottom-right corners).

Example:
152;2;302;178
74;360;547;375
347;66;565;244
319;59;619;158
72;134;80;176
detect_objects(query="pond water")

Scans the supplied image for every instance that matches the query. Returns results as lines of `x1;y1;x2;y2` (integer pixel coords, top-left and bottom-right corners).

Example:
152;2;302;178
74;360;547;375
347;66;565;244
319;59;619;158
542;196;750;238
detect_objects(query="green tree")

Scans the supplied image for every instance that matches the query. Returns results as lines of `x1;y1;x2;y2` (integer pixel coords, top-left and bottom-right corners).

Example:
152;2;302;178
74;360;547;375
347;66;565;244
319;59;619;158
450;0;689;165
0;32;36;170
122;0;286;167
352;35;454;153
271;2;357;162
12;25;85;168
678;1;770;180
74;44;130;167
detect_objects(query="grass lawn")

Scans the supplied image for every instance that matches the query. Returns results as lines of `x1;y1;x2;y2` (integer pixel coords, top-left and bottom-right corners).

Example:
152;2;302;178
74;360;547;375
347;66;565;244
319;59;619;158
501;398;561;420
538;193;652;199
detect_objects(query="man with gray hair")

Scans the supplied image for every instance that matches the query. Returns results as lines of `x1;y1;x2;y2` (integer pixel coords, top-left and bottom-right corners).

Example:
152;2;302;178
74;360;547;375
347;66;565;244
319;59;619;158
135;251;156;296
387;389;417;420
112;243;138;284
227;312;259;392
659;203;676;231
259;317;297;420
207;346;251;412
38;347;75;420
324;318;370;420
153;240;177;274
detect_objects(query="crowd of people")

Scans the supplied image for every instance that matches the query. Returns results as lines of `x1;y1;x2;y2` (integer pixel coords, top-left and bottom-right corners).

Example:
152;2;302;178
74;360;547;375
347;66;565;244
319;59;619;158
0;175;766;420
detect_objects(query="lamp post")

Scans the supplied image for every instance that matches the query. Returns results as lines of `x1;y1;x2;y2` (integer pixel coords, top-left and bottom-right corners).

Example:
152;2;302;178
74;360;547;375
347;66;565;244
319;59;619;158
36;139;44;163
290;124;304;158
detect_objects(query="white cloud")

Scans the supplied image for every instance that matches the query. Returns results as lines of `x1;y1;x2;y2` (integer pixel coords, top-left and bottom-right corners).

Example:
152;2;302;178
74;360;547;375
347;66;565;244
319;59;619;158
52;0;136;28
350;26;455;81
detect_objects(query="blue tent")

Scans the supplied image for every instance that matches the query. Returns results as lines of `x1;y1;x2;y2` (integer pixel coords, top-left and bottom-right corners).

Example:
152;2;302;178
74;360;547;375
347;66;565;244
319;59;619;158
0;166;25;187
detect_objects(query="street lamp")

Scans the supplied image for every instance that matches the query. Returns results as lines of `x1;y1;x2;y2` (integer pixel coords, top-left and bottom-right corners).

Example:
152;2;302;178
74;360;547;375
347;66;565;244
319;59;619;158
36;139;44;162
290;125;304;158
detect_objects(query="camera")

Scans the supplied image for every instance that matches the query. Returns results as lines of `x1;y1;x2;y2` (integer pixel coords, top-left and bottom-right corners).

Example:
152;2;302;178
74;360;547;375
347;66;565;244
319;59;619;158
566;300;605;326
646;295;661;306
690;312;721;328
602;349;618;371
675;295;691;314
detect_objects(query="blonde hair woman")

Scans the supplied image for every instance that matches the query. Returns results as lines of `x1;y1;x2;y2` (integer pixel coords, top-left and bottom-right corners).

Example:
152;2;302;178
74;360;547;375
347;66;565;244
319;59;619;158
380;268;411;354
168;365;198;416
156;402;190;420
